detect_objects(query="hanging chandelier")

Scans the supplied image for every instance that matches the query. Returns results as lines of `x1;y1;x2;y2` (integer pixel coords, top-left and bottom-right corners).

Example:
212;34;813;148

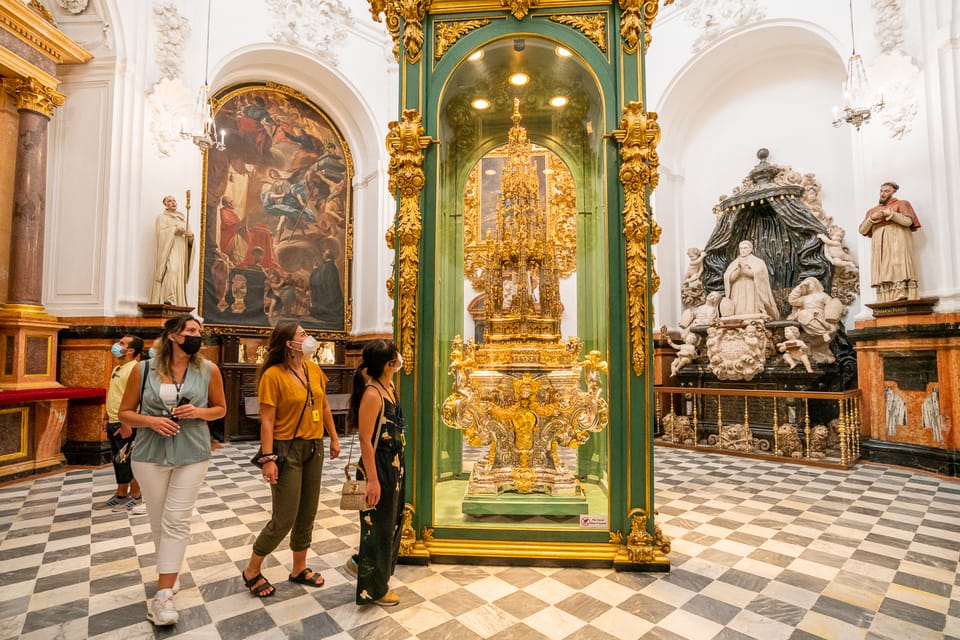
180;0;225;151
832;0;884;130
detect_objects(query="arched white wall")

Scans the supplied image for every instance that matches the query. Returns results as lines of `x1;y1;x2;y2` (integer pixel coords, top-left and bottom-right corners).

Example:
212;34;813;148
651;23;858;329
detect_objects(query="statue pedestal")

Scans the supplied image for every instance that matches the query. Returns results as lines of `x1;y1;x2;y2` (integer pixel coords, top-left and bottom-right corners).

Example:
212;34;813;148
0;307;67;390
138;303;194;318
462;489;589;516
865;297;938;318
849;310;959;476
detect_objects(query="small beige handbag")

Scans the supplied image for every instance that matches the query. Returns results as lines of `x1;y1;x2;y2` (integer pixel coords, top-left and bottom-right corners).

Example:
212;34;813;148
340;463;369;511
339;401;383;511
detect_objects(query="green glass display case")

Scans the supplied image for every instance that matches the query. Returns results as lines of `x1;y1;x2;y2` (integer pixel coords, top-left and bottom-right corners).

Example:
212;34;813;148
368;0;670;570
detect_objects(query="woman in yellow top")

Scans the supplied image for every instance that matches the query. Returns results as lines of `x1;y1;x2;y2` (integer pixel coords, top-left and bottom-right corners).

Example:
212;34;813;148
241;321;340;597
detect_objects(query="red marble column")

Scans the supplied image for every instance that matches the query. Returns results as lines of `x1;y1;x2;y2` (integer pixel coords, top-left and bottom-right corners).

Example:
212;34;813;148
5;78;63;308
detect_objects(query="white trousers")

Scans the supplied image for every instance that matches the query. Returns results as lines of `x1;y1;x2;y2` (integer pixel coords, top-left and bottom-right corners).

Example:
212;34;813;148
131;459;209;574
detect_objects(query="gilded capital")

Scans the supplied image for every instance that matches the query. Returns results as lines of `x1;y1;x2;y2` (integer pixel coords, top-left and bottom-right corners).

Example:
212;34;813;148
619;0;665;53
4;77;64;118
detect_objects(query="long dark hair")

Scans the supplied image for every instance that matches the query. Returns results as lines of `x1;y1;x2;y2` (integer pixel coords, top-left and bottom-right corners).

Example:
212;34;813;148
348;339;398;428
258;320;299;380
154;315;203;379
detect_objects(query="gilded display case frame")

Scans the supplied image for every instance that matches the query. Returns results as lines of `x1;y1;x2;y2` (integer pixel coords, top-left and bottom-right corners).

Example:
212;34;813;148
373;0;669;569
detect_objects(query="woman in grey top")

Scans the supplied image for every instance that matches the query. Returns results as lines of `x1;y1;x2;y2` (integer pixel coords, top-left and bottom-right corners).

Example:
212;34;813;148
119;315;226;627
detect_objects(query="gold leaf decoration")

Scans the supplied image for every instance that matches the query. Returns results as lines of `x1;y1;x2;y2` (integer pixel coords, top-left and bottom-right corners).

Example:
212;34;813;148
501;0;539;20
436;19;491;61
385;110;435;374
623;508;670;562
611;101;661;377
3;77;64;118
619;0;664;53
549;14;607;53
368;0;433;64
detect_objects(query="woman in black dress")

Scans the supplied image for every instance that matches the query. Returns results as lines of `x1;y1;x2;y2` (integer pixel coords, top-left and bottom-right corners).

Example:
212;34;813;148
344;339;405;606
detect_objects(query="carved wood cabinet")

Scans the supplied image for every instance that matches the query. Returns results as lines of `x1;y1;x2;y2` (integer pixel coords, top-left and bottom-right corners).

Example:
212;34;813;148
211;334;352;442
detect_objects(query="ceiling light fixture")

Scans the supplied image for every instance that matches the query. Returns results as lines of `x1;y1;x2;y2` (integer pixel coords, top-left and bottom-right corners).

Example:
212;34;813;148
555;46;572;58
471;98;491;110
179;0;225;151
549;96;568;107
832;0;884;130
468;50;484;61
509;72;529;86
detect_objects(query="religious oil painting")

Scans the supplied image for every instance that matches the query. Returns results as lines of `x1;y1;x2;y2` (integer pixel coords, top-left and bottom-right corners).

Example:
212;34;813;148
199;82;352;334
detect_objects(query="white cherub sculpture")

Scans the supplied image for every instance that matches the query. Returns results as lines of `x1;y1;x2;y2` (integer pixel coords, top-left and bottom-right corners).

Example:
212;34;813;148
661;325;701;377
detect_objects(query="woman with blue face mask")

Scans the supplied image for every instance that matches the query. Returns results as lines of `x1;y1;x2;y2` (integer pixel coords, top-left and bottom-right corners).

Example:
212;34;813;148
241;321;341;597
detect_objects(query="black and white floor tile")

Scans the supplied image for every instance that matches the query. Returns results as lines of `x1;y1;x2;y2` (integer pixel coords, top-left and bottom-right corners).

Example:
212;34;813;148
0;440;957;639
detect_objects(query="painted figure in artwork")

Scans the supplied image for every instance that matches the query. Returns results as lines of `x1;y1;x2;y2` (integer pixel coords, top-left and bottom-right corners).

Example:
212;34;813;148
858;181;922;302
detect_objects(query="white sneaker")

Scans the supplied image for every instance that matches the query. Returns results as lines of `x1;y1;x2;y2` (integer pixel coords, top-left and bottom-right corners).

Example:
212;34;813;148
130;500;147;515
172;577;181;594
147;589;178;626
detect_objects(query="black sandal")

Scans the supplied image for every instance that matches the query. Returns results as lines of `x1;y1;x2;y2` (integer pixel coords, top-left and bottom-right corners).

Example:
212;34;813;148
242;570;275;597
288;568;325;587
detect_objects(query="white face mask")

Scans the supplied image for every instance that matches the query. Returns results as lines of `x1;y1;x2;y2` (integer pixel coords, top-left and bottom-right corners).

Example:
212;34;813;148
394;353;403;370
297;336;318;357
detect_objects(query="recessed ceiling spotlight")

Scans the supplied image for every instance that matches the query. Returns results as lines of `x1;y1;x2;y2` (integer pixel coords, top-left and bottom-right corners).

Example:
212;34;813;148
509;72;529;86
471;98;491;110
484;169;496;176
555;46;572;58
468;50;484;61
549;96;568;107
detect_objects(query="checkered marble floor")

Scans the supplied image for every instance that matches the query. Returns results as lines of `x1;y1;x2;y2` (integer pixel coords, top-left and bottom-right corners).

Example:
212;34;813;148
1;440;958;640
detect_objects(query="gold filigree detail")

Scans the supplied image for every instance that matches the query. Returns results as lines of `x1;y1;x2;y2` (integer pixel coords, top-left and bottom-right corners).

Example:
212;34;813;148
464;146;577;290
4;77;64;118
549;14;606;53
624;508;670;562
399;504;417;556
501;0;539;20
619;0;665;53
27;0;53;23
435;19;491;60
420;526;435;542
386;110;436;374
368;1;401;61
609;530;624;545
368;0;432;64
611;101;660;376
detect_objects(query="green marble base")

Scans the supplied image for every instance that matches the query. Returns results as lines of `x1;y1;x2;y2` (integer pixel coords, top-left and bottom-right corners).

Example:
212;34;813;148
462;489;589;516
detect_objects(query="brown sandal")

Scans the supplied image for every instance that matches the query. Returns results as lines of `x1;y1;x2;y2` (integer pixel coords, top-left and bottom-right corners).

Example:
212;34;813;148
242;570;275;597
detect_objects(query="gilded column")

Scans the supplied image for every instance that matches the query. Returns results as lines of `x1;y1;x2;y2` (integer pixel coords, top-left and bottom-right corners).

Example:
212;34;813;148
4;77;64;310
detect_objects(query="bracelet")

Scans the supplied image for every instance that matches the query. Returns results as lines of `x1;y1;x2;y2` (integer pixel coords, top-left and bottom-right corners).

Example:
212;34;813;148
258;454;278;464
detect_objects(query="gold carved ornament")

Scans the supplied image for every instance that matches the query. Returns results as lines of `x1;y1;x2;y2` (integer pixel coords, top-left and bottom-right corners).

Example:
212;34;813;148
618;508;671;563
385;110;436;375
549;14;607;53
369;0;433;64
502;0;539;20
619;0;669;54
435;19;491;61
611;101;660;377
4;77;64;118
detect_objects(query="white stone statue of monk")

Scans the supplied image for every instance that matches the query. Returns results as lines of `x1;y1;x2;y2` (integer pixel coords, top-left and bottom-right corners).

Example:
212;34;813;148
721;240;780;320
148;195;194;307
858;181;921;302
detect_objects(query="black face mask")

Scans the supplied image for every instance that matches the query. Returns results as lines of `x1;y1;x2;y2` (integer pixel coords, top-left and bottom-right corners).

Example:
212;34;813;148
179;335;202;355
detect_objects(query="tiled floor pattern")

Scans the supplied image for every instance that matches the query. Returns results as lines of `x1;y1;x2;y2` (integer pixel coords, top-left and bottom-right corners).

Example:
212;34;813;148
0;440;958;640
